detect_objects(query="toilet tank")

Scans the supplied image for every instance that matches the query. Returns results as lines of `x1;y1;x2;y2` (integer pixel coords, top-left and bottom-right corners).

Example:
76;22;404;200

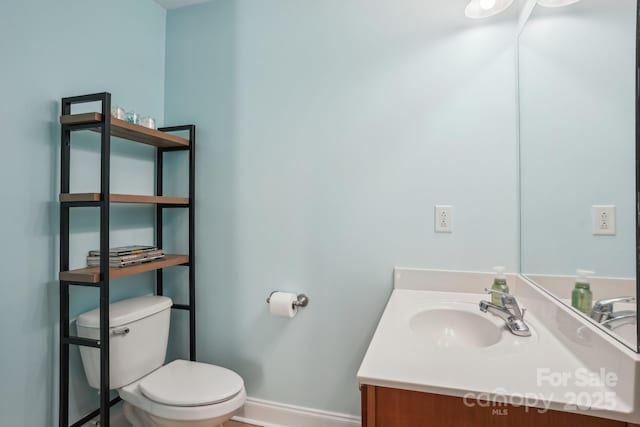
76;295;172;390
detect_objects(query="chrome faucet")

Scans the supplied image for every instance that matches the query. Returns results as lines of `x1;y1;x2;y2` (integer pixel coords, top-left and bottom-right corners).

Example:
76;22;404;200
590;297;636;330
479;289;531;337
600;313;636;330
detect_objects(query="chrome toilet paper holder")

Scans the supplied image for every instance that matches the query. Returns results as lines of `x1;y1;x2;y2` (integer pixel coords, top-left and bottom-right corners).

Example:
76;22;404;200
266;292;309;308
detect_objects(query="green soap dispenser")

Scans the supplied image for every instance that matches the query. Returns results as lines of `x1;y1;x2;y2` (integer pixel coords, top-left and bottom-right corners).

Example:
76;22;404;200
572;269;594;314
491;266;509;305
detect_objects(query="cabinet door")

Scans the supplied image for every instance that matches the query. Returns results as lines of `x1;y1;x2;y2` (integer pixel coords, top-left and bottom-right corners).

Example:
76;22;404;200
361;385;628;427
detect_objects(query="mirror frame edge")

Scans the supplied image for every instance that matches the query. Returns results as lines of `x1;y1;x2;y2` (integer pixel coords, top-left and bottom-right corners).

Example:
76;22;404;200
635;0;640;353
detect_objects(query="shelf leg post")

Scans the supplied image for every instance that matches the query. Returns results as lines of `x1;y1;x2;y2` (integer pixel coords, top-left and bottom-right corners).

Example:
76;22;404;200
156;148;164;296
99;92;112;427
59;98;72;427
188;126;196;361
59;281;69;427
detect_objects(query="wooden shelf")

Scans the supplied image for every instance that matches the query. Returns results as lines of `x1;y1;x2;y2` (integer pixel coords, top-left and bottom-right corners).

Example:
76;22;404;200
60;193;189;205
60;113;190;148
59;254;189;283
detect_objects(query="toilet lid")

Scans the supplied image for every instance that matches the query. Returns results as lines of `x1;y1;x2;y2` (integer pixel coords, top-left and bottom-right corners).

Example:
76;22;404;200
139;360;244;407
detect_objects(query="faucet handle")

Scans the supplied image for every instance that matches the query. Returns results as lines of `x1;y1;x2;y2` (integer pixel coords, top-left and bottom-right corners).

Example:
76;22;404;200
484;288;509;297
591;297;636;322
484;288;516;303
593;296;635;311
484;288;523;318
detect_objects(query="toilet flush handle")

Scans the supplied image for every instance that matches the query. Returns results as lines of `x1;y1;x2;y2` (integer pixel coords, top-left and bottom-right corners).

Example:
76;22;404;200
111;327;130;337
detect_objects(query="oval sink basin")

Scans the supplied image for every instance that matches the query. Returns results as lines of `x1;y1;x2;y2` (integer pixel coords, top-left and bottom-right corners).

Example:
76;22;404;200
410;308;502;349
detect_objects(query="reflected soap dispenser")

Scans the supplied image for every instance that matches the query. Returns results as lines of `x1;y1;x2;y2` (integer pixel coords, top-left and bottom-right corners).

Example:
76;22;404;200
572;269;594;314
491;266;509;305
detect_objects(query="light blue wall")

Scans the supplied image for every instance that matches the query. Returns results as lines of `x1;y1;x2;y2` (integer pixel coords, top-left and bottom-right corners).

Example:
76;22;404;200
0;1;166;425
519;0;636;277
165;0;519;415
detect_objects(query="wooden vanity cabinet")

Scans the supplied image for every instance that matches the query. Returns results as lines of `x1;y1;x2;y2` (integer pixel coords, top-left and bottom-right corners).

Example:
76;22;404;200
361;385;640;427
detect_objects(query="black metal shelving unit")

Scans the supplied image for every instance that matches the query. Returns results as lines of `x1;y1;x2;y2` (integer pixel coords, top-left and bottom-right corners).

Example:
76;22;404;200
58;92;196;427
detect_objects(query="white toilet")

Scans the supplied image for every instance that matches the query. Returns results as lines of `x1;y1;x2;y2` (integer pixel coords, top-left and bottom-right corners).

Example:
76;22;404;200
77;295;246;427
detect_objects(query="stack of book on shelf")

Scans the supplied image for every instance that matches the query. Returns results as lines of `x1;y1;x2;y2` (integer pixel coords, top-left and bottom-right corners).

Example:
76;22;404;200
87;245;165;268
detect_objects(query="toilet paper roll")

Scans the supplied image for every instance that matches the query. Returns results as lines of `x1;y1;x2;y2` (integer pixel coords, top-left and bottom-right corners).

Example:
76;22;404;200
269;292;298;318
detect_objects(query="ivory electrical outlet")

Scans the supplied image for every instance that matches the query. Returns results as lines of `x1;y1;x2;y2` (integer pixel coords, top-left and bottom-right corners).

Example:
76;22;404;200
592;205;616;236
435;205;453;233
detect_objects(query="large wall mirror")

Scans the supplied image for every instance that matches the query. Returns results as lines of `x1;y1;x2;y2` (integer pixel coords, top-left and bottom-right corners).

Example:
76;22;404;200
518;0;638;351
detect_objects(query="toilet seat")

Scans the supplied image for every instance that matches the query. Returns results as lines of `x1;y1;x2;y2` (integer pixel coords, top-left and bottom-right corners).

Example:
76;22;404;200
119;360;246;421
140;359;244;407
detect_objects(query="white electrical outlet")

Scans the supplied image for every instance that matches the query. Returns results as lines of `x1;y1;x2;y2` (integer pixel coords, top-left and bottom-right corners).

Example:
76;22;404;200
592;205;616;236
435;205;453;233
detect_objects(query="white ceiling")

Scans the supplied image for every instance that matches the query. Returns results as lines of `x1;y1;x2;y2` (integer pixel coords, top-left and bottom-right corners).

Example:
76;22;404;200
155;0;211;9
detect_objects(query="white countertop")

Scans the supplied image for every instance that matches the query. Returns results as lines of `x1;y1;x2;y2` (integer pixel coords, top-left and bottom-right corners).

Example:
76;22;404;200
357;269;638;421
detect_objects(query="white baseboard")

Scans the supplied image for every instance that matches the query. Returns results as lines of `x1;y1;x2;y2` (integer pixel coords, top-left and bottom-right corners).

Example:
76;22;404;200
234;397;361;427
84;396;360;427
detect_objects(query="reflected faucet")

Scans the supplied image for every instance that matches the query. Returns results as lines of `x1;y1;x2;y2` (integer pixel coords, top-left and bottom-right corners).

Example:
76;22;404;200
590;297;636;330
600;313;637;330
479;289;531;337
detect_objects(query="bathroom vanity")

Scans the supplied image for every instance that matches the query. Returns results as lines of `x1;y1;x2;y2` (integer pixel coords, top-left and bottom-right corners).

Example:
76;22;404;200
360;386;640;427
357;269;640;426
